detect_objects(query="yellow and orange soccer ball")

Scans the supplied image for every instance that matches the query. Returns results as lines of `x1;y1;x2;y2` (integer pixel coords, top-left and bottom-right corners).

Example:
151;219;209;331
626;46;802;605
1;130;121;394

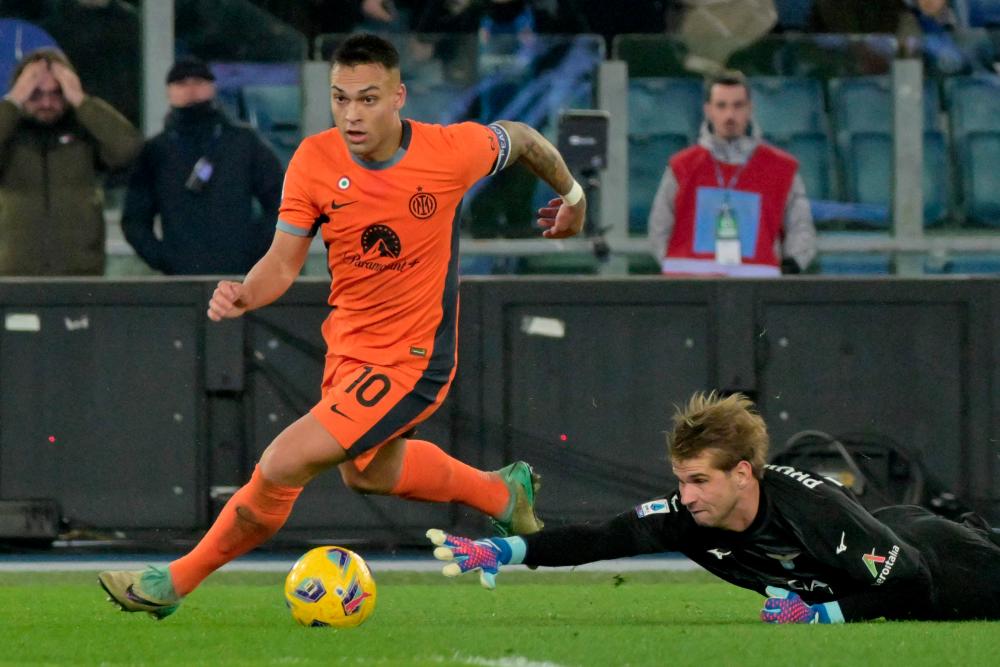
284;546;377;628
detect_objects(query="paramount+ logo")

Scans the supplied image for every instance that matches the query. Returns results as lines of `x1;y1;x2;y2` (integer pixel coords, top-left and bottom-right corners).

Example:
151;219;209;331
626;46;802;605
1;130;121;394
341;224;419;274
409;187;437;219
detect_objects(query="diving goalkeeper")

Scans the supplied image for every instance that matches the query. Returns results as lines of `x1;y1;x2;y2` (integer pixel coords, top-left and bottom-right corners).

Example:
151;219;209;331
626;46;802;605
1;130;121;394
428;391;1000;623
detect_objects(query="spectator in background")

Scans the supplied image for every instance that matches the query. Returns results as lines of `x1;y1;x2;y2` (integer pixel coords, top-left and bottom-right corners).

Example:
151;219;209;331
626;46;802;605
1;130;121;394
248;0;419;59
41;0;141;126
0;48;141;275
647;71;816;277
121;57;284;275
809;0;988;75
808;0;911;33
0;0;53;22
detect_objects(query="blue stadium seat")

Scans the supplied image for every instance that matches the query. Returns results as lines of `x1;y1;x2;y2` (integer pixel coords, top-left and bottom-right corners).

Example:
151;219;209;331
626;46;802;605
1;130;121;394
817;253;892;275
628;77;703;141
242;84;302;166
923;131;951;226
628;133;688;233
749;77;826;139
829;76;940;139
945;75;1000;139
215;87;243;120
925;253;1000;274
965;0;1000;26
403;81;471;125
843;131;950;228
774;0;814;30
960;130;1000;226
770;131;835;201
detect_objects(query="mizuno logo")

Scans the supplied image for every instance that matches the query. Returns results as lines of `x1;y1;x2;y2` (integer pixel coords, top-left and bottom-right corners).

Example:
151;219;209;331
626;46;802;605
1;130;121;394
329;403;354;421
836;532;847;554
331;199;356;210
707;549;731;560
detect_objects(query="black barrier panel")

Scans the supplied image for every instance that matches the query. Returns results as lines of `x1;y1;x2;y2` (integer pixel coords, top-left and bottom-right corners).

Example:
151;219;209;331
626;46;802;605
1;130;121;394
0;278;996;538
0;304;200;529
503;302;711;521
758;302;964;491
475;279;723;527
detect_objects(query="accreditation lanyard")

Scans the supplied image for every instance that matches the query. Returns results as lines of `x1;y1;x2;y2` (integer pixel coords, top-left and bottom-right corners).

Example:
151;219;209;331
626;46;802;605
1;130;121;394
712;156;747;202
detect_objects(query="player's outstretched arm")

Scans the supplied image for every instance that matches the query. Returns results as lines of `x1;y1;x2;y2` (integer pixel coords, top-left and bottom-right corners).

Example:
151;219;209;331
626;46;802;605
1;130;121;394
426;529;527;590
495;120;586;239
207;230;311;321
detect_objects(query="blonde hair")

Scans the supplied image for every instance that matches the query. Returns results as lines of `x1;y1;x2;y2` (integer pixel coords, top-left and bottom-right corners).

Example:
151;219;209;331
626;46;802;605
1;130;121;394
668;391;769;479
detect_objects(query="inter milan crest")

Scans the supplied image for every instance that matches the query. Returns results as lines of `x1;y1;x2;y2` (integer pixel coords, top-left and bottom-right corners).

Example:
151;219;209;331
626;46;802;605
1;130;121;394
409;187;437;219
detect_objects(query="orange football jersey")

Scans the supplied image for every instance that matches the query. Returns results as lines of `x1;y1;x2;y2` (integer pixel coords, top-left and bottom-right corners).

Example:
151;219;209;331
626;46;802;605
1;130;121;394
278;119;508;371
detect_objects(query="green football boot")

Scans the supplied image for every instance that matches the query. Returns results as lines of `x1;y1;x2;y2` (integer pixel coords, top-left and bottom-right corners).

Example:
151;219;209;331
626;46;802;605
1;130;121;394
491;461;544;537
98;566;181;620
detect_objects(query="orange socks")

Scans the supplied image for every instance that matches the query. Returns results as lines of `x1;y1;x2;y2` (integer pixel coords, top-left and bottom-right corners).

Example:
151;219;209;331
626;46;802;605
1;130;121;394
391;439;509;517
169;465;302;596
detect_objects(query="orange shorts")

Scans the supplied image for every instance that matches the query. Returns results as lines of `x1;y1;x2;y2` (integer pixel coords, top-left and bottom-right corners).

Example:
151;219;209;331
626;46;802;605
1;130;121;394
310;355;454;470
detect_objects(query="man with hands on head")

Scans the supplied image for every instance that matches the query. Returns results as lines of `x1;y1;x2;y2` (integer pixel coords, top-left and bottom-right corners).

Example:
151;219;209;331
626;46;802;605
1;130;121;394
429;391;1000;624
0;48;141;275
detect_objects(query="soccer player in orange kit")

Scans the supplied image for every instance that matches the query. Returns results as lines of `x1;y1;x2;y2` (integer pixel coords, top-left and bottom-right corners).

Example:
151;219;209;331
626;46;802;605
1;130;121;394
98;33;587;618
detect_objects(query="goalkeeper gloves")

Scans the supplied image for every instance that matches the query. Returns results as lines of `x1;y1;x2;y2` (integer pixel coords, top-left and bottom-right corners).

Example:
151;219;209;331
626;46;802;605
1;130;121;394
426;528;525;590
760;586;844;624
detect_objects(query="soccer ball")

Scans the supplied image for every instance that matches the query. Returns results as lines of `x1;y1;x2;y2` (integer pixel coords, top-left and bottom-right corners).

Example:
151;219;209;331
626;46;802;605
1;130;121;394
284;546;377;627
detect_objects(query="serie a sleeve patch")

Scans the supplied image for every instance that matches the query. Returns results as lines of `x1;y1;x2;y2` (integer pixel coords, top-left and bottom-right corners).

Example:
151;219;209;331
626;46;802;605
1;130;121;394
635;497;677;518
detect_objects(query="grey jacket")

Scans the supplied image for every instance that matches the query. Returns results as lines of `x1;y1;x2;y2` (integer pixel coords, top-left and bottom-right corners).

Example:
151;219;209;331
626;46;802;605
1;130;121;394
646;121;817;272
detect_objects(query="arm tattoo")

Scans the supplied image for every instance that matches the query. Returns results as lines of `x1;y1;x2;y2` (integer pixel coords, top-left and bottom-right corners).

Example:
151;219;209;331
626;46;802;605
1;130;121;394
518;129;573;195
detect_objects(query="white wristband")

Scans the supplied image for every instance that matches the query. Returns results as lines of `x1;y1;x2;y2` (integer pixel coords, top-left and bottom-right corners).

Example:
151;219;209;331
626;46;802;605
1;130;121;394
561;180;583;207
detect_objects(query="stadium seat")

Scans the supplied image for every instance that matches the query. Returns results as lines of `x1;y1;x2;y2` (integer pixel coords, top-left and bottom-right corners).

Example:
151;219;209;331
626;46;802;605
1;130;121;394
924;253;1000;274
770;131;835;202
922;131;951;226
748;77;826;139
215;87;243;120
829;76;940;138
960;130;1000;226
628;133;687;234
628;77;703;141
403;81;472;125
0;20;58;95
843;131;950;228
242;84;302;166
817;253;892;275
945;74;1000;139
965;0;1000;26
774;0;814;30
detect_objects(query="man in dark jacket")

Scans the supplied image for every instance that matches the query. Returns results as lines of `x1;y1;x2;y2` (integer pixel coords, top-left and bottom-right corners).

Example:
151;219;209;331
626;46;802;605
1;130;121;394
0;48;142;276
121;57;284;275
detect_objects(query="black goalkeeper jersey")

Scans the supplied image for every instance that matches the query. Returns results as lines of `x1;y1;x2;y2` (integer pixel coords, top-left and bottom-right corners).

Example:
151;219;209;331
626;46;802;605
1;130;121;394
522;464;1000;621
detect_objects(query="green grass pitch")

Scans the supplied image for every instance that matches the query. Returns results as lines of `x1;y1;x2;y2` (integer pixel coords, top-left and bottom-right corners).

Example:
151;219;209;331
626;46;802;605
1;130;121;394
0;570;995;666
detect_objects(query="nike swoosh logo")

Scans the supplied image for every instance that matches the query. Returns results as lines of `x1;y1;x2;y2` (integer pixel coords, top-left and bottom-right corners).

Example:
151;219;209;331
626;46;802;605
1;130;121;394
330;200;356;210
836;532;847;554
329;403;354;421
125;584;170;608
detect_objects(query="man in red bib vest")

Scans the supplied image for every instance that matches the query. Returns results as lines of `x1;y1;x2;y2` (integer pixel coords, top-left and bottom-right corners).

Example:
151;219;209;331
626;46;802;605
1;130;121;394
647;71;816;277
